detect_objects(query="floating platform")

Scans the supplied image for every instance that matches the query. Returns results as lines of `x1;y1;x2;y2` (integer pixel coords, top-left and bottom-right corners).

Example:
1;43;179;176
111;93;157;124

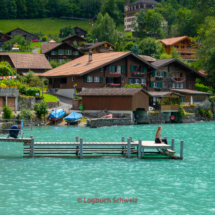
0;136;184;159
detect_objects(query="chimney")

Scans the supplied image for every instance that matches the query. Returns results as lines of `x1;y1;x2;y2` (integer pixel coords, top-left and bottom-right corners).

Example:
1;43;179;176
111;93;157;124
89;49;93;62
109;46;113;52
95;38;98;43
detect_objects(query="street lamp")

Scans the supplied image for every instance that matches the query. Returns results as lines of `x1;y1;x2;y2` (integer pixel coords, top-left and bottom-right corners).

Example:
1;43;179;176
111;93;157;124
12;47;19;86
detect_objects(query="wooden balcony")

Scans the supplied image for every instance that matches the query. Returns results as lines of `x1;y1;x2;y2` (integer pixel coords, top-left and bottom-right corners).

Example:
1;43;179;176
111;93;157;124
161;105;180;111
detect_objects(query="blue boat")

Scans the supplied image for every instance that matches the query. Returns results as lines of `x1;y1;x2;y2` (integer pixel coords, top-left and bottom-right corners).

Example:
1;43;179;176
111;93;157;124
48;109;66;121
65;112;82;122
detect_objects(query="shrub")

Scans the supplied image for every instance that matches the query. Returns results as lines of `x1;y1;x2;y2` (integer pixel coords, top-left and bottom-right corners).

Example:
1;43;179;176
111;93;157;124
20;105;32;120
195;83;215;94
42;36;48;42
207;109;213;119
3;105;13;120
26;87;40;96
33;101;48;119
177;105;185;122
124;84;142;88
19;85;28;94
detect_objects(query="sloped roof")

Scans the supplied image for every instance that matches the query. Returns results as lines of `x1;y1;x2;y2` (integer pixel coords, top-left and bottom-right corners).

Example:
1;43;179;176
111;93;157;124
148;91;183;97
198;70;206;77
41;51;156;77
172;89;212;95
41;43;60;54
60;34;89;42
74;27;88;34
159;36;190;46
131;0;158;5
6;28;39;39
139;55;156;62
41;42;85;54
0;53;52;69
151;58;205;78
0;32;12;39
77;88;143;96
80;41;114;51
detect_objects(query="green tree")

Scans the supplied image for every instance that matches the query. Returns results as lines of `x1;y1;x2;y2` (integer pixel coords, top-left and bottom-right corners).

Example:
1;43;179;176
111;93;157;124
10;35;31;50
131;45;141;55
26;0;39;18
33;101;48;119
59;26;75;38
0;62;16;76
20;104;32;120
2;41;12;51
8;0;17;19
0;0;9;19
16;0;27;18
124;42;134;51
92;13;118;45
3;105;13;120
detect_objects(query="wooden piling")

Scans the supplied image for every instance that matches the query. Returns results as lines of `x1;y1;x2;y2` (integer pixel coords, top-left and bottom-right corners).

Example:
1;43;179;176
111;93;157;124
171;139;175;151
127;138;131;158
80;138;83;159
76;136;79;142
122;137;125;142
180;140;184;160
130;136;132;142
122;137;125;155
30;136;34;158
76;136;79;155
138;139;142;159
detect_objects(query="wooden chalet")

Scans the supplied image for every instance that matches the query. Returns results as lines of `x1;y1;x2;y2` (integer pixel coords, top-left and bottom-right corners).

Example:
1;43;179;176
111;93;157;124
80;41;115;54
6;28;39;41
0;53;52;75
159;36;197;61
41;41;84;62
60;34;88;46
74;27;88;38
0;32;12;50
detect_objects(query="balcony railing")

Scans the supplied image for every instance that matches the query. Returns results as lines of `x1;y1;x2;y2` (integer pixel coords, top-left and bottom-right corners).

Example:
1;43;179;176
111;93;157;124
161;105;180;111
108;83;121;88
132;72;145;76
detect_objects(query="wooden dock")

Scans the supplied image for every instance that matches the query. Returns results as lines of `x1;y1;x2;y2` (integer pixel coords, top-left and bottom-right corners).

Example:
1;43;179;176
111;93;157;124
0;136;183;159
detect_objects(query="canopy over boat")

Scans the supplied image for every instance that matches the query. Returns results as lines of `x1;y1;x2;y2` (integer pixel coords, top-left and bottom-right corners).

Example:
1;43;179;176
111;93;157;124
48;109;66;120
65;112;82;121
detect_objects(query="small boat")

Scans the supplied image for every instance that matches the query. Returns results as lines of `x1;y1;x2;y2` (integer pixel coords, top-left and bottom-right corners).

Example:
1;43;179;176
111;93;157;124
65;112;82;124
48;109;66;121
101;114;113;119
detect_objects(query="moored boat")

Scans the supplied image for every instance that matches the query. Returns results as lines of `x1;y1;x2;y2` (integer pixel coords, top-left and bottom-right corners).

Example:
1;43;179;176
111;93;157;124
48;109;66;121
101;114;113;119
65;112;82;124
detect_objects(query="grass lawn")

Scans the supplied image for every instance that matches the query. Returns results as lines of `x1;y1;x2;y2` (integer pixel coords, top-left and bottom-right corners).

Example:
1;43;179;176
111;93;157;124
31;42;42;49
43;94;59;102
0;18;92;35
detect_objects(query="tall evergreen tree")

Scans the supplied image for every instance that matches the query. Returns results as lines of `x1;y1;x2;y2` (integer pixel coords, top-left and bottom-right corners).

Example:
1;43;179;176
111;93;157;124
8;0;17;19
26;0;39;18
16;0;27;18
0;0;9;19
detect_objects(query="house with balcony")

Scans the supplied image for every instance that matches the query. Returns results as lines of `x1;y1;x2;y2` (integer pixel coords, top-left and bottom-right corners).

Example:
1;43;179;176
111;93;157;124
159;36;197;61
41;41;84;62
41;51;156;98
0;32;12;51
60;34;89;46
124;0;158;32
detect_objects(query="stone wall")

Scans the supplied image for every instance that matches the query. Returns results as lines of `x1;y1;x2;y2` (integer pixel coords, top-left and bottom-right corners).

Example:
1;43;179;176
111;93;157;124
18;96;35;110
182;114;196;123
90;118;134;128
46;101;60;109
183;106;196;113
148;112;165;124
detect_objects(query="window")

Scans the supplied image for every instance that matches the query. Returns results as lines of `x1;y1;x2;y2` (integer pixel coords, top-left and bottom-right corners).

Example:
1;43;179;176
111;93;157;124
172;83;175;88
180;73;183;78
159;72;163;77
74;51;79;55
176;83;179;89
66;50;71;55
181;46;185;49
94;77;100;82
51;51;55;55
72;77;75;82
141;79;146;84
49;79;52;85
60;78;67;84
135;79;139;84
101;68;103;72
174;45;179;48
153;82;157;88
134;66;138;72
187;46;191;49
50;59;56;62
59;50;64;55
181;41;185;44
122;78;124;82
109;65;115;73
189;83;192;89
87;76;93;82
116;66;121;73
129;78;133;84
180;83;183;89
107;77;113;83
59;59;64;63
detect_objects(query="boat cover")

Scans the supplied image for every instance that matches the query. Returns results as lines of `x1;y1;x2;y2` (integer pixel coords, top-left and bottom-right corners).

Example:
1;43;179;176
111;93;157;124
48;109;66;119
65;112;82;121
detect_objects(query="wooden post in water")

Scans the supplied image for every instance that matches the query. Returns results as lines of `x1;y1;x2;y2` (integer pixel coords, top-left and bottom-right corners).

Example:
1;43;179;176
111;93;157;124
80;138;83;159
164;136;167;143
138;139;142;159
127;138;131;158
76;136;79;156
122;137;125;155
30;135;34;158
76;136;79;142
171;139;175;151
130;136;132;142
180;140;184;160
122;137;125;142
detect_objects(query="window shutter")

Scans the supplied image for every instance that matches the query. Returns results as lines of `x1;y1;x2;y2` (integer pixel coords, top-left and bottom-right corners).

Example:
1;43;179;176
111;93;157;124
122;66;125;73
151;82;154;88
143;66;146;73
164;72;167;77
131;65;134;72
157;82;160;88
152;71;155;77
160;82;163;88
84;76;88;82
100;77;103;83
112;65;115;72
109;66;112;73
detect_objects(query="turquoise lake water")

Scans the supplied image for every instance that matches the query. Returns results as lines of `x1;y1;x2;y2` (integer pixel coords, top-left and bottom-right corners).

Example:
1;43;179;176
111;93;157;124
0;122;215;214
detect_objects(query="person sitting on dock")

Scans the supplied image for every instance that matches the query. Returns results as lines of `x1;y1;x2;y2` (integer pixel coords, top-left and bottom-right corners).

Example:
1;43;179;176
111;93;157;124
155;126;168;144
7;125;21;139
